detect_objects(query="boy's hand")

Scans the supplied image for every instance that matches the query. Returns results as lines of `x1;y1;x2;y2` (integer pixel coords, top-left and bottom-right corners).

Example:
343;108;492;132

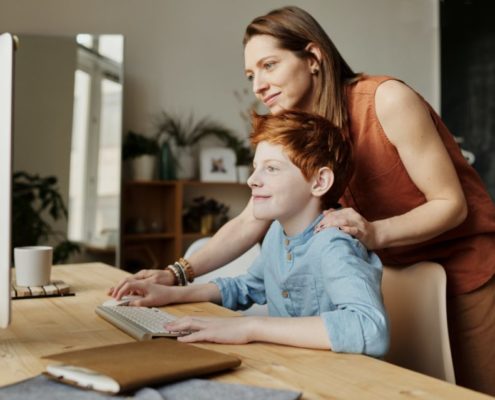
315;207;379;249
111;280;173;307
108;268;175;297
167;316;255;344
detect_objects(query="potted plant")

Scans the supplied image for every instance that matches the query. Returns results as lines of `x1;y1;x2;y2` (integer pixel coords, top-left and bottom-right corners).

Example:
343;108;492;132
12;171;80;264
122;130;159;180
182;196;229;234
154;111;237;180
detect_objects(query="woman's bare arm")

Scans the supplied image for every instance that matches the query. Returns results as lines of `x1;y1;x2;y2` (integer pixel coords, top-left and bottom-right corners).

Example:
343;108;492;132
188;197;270;275
109;198;269;294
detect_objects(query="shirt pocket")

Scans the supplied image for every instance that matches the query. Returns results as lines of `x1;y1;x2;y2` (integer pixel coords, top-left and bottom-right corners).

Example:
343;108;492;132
284;274;320;317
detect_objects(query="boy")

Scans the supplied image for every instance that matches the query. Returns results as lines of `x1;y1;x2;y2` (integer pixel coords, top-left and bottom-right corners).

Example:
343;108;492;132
115;111;389;357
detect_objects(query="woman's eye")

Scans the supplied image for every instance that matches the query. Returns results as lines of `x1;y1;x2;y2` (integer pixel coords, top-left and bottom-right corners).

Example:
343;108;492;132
266;166;277;172
246;74;254;82
264;62;275;70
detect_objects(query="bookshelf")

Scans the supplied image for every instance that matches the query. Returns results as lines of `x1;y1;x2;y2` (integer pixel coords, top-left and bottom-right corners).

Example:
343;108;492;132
121;180;250;272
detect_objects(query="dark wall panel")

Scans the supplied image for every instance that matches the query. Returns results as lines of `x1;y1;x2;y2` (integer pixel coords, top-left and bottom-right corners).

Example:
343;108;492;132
441;0;495;199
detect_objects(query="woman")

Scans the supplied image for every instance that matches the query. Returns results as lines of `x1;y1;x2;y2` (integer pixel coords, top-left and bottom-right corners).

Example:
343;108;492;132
111;6;495;395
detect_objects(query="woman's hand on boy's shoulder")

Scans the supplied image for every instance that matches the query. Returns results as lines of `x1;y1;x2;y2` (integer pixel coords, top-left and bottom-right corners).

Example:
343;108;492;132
315;207;381;250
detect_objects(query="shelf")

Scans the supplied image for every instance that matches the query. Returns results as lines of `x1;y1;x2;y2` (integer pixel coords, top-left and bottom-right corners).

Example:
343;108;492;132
182;232;211;240
121;180;250;271
125;179;249;188
123;233;175;241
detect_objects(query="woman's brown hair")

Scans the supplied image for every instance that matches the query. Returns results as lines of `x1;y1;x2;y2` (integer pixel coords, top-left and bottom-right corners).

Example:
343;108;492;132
244;6;361;130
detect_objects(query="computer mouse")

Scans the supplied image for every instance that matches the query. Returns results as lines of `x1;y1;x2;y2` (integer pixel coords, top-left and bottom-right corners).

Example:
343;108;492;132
102;295;144;307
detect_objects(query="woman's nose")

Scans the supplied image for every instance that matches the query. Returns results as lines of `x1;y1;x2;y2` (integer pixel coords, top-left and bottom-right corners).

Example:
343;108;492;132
253;74;269;95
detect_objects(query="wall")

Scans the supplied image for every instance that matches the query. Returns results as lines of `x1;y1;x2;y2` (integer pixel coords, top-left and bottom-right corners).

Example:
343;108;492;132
14;35;76;208
0;0;440;138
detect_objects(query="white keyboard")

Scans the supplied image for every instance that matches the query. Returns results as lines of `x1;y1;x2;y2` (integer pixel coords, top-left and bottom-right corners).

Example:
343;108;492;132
96;305;186;341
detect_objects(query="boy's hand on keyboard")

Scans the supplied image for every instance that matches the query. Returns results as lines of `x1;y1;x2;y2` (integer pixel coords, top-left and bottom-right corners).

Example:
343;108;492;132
108;268;175;297
167;316;254;344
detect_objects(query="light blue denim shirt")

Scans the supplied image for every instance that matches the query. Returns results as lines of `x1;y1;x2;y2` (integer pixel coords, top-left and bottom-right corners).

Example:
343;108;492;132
212;214;390;357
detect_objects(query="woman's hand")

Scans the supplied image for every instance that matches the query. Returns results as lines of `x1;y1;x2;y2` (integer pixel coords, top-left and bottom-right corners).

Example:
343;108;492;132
167;316;255;344
111;280;173;307
108;268;175;297
315;208;380;249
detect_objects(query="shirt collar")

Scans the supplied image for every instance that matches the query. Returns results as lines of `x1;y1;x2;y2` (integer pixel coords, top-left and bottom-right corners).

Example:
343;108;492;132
282;213;324;247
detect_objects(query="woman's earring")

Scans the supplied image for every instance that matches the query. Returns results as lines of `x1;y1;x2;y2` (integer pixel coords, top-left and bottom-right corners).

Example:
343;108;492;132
311;68;319;75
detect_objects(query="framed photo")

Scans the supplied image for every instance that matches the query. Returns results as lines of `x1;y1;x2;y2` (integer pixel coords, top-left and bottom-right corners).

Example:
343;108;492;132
199;147;237;182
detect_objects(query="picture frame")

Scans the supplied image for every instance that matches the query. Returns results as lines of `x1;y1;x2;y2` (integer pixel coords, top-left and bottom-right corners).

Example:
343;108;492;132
199;147;237;182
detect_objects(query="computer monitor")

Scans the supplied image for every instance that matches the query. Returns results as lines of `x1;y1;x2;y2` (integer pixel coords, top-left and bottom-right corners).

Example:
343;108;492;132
0;33;15;328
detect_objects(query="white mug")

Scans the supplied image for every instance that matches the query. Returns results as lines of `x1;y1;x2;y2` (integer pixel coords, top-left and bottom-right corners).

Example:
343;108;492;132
14;246;53;287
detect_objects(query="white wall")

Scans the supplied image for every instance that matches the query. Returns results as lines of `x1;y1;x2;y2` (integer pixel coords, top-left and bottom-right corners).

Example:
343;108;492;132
14;35;76;206
0;0;440;139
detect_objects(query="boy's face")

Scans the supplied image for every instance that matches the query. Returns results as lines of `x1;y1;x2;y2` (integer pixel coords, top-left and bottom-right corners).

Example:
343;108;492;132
247;141;315;224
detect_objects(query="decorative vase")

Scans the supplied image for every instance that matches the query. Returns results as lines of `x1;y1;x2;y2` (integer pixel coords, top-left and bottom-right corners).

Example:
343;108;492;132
200;214;214;235
175;146;195;180
159;142;176;180
131;155;156;180
236;165;250;183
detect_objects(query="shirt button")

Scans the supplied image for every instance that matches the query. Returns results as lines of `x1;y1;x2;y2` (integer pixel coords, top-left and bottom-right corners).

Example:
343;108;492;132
286;252;292;261
282;290;289;298
284;239;290;246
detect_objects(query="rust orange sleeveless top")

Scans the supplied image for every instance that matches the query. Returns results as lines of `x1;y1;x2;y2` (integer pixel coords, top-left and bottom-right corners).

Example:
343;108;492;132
342;75;495;295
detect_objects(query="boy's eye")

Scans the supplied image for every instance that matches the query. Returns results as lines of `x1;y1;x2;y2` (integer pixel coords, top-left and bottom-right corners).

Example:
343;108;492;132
246;73;254;82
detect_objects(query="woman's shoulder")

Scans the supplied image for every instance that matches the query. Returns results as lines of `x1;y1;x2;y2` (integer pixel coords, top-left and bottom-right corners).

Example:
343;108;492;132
348;75;400;95
375;79;421;108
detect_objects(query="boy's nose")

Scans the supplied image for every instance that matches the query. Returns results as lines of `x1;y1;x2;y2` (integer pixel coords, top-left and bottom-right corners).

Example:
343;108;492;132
247;170;261;188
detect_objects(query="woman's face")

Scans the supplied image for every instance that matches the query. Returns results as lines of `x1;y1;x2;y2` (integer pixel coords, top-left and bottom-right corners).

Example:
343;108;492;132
244;35;318;115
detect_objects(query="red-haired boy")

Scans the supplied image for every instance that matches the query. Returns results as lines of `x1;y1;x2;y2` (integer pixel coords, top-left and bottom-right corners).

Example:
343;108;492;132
116;111;389;356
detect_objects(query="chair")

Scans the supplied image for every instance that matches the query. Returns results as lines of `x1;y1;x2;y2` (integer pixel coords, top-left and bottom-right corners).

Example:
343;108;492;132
184;238;268;316
382;262;456;383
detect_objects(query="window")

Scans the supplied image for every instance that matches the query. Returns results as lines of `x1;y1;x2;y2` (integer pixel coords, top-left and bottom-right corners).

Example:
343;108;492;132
68;35;123;248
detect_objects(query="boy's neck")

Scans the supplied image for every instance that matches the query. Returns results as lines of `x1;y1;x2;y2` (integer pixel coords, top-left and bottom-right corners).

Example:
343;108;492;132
279;202;322;237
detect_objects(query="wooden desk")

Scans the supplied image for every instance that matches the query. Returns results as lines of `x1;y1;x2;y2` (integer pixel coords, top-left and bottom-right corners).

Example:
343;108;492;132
0;263;491;399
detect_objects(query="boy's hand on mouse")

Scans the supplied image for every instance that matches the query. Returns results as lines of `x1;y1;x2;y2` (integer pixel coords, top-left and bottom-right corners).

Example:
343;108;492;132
315;207;379;249
167;316;255;344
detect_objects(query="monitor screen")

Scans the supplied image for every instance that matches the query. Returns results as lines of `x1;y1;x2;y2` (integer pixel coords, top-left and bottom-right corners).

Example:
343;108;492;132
0;33;15;328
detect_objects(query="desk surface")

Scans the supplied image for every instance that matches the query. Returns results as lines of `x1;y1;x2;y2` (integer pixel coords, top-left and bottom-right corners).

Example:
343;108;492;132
0;263;491;400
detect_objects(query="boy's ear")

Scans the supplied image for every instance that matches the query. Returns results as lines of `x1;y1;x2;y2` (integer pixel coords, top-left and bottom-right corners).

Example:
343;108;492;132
311;167;334;198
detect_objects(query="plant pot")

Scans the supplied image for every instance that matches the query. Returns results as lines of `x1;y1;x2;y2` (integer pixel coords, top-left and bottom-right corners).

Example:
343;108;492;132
200;214;215;235
131;155;156;181
176;146;195;180
236;165;251;183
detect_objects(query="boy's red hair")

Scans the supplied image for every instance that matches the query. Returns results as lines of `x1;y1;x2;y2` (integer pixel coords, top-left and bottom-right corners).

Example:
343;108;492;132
250;110;353;208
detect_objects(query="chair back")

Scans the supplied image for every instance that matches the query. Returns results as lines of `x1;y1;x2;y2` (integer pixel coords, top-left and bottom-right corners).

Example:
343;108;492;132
382;262;455;383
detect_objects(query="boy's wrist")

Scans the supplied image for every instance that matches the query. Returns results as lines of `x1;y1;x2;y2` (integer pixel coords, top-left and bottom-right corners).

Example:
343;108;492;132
245;316;262;342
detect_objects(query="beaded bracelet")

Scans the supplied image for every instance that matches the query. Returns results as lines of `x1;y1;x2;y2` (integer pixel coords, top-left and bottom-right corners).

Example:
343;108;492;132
178;257;195;283
164;265;181;286
173;262;188;286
